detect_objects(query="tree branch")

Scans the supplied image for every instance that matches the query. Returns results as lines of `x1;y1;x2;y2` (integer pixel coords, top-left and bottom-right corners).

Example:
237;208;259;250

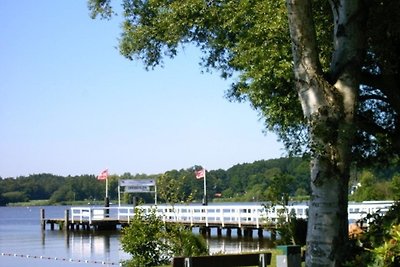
286;0;324;117
359;94;388;104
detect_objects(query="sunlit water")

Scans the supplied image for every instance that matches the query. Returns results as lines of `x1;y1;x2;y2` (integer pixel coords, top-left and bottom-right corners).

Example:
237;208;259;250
0;205;274;266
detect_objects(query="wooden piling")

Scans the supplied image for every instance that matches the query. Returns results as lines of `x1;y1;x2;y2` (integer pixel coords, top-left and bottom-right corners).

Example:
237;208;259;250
258;229;263;238
226;228;232;237
199;227;207;236
64;209;69;231
40;209;45;230
237;228;242;237
271;229;276;241
217;227;222;237
244;228;253;238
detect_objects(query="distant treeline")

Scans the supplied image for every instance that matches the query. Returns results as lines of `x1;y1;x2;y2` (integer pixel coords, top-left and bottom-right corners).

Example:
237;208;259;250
1;157;399;206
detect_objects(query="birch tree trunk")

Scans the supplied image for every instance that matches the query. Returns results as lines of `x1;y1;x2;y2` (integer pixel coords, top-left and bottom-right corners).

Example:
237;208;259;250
286;0;367;266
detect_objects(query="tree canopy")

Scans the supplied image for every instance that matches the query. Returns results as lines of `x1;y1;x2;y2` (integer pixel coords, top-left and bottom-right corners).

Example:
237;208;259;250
88;0;399;165
87;0;400;265
2;157;399;206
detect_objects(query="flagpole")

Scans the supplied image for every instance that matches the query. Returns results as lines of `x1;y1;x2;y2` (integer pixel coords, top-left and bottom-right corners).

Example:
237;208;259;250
104;169;109;217
106;177;109;199
97;168;110;217
203;169;207;205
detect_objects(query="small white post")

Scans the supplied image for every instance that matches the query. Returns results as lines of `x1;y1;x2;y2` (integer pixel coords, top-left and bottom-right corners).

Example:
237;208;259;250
154;182;157;205
118;185;121;207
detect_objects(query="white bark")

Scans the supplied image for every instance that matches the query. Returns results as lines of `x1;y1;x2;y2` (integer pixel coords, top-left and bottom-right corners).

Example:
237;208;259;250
286;0;324;118
286;0;367;266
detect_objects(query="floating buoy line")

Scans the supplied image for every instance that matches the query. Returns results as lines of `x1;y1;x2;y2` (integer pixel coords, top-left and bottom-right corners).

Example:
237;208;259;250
1;252;122;266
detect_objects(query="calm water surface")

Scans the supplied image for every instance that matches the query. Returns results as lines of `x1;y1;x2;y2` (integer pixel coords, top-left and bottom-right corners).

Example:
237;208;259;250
0;205;273;267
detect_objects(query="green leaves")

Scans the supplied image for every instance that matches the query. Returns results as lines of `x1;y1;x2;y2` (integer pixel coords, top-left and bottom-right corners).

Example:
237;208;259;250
121;208;208;266
89;0;400;167
88;0;308;153
371;224;400;267
346;202;400;267
88;0;114;19
121;209;172;266
157;170;197;204
265;171;294;205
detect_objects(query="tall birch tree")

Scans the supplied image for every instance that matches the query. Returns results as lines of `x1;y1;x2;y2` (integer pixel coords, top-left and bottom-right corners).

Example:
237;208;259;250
88;0;400;266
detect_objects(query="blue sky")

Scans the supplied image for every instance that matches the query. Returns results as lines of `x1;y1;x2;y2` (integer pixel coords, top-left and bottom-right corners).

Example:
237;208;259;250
0;0;284;178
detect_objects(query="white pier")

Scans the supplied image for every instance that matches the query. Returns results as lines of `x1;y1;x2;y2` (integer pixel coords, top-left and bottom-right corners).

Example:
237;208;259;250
43;201;395;234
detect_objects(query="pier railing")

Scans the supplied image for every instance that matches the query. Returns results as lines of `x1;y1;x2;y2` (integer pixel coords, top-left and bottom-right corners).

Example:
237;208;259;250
117;206;135;222
139;204;309;228
70;207;119;223
149;205;268;227
68;201;394;228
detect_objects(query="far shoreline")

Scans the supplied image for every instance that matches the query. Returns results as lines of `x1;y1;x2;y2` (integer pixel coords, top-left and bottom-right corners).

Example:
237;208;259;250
4;199;106;207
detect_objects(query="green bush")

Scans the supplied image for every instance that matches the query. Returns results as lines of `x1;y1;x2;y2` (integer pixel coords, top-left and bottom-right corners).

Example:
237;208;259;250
371;224;400;266
344;202;400;267
121;208;208;267
275;210;307;246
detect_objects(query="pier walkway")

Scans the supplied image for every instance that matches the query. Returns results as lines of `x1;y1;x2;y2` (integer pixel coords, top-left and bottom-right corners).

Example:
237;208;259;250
41;201;394;236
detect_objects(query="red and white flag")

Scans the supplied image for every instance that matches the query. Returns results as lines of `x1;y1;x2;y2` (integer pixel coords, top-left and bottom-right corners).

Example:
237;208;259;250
195;168;205;179
97;169;109;180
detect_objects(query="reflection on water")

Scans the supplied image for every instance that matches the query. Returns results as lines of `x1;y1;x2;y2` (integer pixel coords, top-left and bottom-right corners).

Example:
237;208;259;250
206;236;275;254
192;227;275;254
41;227;274;258
41;230;128;264
69;233;110;258
0;206;276;266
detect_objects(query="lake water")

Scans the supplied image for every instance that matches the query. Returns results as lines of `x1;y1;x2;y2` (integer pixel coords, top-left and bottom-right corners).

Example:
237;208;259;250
0;205;274;267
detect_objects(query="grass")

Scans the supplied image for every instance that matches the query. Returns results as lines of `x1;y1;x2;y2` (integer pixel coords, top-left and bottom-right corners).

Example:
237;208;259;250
7;199;51;206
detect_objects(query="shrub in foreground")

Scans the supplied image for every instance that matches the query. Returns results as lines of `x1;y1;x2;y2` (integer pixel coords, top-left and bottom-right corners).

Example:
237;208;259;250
344;202;400;267
121;208;208;267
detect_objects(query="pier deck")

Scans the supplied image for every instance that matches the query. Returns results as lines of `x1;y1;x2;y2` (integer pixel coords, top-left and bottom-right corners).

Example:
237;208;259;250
43;217;129;231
